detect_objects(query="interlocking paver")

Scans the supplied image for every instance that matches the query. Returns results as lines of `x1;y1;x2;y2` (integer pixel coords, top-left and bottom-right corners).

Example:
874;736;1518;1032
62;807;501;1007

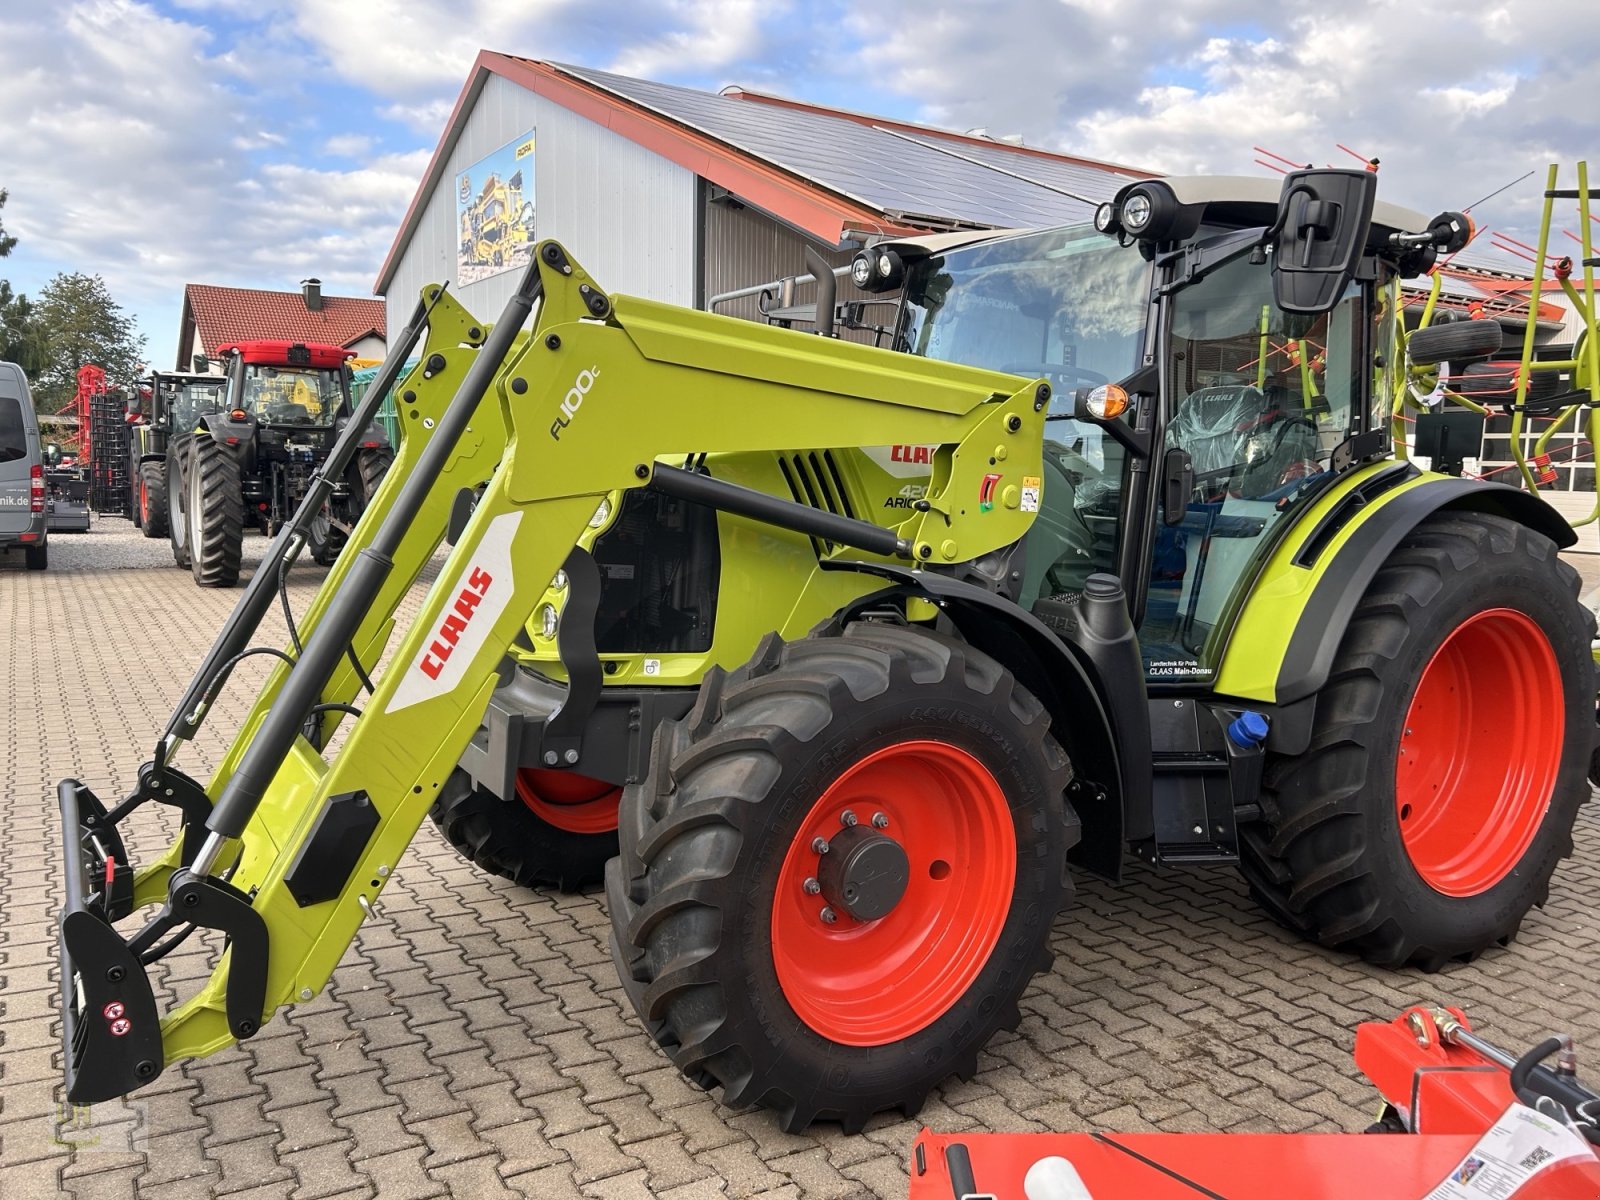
7;524;1600;1198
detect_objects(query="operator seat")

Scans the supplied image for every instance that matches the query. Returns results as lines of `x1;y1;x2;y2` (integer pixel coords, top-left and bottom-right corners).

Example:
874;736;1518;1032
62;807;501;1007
1169;384;1319;499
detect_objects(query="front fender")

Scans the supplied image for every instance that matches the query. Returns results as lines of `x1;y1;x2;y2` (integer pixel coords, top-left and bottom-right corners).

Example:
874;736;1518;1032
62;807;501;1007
1217;468;1576;706
825;565;1142;883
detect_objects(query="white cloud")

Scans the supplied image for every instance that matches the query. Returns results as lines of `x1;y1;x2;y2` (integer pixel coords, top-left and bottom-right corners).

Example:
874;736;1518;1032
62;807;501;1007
322;132;374;157
0;1;427;367
609;0;785;79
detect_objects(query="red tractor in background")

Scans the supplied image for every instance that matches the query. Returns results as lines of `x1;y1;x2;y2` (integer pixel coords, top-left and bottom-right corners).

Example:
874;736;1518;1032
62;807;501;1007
169;340;393;586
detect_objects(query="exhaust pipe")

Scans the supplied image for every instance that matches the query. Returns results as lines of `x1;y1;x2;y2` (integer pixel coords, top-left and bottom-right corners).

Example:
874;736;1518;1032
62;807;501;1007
803;246;836;339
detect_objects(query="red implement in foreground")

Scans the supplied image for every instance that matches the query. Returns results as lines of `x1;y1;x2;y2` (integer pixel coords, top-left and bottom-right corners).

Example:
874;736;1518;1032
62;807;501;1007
910;1007;1600;1199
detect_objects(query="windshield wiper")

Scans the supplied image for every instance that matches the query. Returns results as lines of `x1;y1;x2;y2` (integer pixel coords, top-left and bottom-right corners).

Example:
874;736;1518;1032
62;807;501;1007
1155;226;1269;296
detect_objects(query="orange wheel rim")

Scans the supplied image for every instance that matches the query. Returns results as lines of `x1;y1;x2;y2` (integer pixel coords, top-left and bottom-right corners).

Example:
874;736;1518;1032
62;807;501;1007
1395;608;1563;897
515;768;620;835
770;740;1015;1046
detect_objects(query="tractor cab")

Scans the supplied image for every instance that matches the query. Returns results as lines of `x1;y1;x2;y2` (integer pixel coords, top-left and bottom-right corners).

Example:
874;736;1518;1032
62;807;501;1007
858;172;1462;685
218;340;354;431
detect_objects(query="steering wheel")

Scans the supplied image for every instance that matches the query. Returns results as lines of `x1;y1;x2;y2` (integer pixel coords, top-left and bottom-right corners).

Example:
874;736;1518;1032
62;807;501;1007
1003;362;1109;389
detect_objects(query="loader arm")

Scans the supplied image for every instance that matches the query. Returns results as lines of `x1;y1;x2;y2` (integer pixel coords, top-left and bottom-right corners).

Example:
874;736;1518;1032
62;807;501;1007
58;241;1049;1102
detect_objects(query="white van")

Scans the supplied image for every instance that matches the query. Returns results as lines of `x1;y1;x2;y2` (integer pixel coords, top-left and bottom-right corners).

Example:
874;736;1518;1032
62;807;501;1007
0;361;48;570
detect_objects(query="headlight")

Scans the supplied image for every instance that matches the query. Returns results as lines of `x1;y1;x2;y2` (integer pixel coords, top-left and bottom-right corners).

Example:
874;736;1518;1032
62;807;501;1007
1093;201;1119;234
539;604;559;639
588;498;611;528
850;251;874;288
550;569;568;590
1121;192;1153;232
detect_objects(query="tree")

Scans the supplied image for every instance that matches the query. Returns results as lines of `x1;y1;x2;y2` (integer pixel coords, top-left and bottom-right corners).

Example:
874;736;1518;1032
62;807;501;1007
0;189;16;259
0;281;49;376
30;272;147;411
0;189;48;378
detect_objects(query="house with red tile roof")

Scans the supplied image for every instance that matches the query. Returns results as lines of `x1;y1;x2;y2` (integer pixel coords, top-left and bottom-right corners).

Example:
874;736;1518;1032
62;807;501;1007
176;279;387;371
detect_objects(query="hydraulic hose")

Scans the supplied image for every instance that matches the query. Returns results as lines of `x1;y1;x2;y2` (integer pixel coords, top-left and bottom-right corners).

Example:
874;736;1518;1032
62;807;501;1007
196;262;545;858
161;291;437;751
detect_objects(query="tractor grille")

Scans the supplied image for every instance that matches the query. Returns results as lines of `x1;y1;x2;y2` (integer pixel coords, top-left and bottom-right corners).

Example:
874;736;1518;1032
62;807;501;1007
777;451;857;554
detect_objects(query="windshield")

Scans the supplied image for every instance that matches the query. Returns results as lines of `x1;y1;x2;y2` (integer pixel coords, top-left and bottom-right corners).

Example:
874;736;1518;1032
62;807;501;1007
898;225;1152;604
899;225;1151;395
164;379;227;431
241;365;344;426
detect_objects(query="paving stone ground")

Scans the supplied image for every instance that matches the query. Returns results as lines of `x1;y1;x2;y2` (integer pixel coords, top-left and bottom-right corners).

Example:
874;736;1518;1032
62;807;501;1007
3;522;1599;1198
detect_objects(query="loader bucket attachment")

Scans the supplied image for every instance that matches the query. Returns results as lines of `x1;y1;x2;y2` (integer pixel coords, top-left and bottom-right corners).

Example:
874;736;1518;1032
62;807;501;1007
55;240;1047;1103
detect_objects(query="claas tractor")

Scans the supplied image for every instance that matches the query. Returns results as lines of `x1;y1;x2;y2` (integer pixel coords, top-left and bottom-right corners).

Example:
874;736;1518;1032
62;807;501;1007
169;340;394;585
57;168;1596;1135
124;370;227;539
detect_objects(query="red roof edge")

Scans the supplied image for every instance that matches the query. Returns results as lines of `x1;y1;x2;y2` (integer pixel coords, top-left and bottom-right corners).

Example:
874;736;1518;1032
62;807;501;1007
721;87;1157;178
375;54;923;294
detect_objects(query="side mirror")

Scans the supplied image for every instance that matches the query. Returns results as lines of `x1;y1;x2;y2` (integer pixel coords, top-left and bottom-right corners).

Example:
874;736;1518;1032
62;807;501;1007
1271;168;1378;315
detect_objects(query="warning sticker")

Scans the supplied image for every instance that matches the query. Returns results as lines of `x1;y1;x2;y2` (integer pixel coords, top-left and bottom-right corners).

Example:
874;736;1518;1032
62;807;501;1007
1423;1104;1594;1198
1021;475;1042;514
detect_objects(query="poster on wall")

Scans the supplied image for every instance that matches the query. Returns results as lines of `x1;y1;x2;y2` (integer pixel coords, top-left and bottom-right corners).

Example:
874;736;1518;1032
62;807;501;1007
456;130;536;284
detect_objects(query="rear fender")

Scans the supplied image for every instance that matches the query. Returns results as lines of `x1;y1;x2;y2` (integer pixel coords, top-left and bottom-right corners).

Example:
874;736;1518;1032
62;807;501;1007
1216;469;1576;710
826;567;1135;883
195;411;257;459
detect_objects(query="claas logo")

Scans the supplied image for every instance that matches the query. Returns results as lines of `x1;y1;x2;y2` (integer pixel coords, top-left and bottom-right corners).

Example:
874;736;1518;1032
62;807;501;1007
420;567;493;679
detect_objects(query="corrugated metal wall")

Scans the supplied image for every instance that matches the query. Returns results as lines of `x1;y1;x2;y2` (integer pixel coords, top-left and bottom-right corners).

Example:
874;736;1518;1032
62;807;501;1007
700;199;897;347
383;73;697;333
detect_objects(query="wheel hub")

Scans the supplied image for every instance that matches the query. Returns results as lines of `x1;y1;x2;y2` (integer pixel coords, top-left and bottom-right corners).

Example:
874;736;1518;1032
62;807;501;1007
817;824;910;921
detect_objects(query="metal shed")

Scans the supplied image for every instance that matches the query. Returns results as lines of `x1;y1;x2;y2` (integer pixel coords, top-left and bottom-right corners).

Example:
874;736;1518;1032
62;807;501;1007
375;54;1151;335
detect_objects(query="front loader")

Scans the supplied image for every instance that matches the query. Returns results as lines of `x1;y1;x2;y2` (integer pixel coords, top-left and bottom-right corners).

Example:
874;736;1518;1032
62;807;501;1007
58;171;1596;1134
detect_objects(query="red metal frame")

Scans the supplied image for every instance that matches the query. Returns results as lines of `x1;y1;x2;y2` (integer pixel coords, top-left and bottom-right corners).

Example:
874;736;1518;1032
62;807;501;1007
909;1006;1600;1199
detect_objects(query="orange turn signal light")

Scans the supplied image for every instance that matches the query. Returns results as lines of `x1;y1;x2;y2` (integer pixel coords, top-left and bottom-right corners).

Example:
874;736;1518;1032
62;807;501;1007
1083;383;1129;420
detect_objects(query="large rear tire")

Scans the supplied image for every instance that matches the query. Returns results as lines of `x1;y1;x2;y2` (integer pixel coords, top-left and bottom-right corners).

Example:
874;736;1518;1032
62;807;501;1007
356;445;394;509
167;436;192;570
139;461;168;539
1240;513;1594;969
607;624;1078;1132
429;767;620;893
188;436;244;587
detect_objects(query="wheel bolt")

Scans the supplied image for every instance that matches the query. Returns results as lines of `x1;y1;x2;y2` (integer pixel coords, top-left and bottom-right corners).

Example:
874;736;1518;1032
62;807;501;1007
840;810;858;827
802;877;820;895
820;907;837;924
871;812;889;829
812;837;830;854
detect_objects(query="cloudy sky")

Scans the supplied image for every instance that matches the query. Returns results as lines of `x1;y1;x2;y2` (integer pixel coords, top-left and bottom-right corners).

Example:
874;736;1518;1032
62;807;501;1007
2;0;1596;368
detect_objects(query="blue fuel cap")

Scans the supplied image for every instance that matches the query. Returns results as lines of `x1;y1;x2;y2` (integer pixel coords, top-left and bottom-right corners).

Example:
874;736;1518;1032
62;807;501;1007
1227;711;1269;748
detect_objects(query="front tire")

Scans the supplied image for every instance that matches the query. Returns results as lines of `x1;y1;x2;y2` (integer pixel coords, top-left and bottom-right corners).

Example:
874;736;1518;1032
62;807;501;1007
167;436;192;570
1240;513;1594;968
189;436;244;587
139;461;168;539
608;624;1078;1132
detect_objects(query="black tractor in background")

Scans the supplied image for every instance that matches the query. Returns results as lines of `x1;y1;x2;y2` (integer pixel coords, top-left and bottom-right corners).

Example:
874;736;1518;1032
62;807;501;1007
126;370;228;538
170;340;393;586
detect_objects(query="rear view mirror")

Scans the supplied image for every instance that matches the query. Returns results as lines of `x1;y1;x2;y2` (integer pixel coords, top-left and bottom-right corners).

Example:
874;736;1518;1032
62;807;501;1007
1271;168;1378;315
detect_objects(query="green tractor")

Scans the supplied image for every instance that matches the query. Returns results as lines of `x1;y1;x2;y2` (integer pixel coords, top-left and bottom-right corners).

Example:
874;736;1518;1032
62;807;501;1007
125;370;229;539
57;169;1595;1136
